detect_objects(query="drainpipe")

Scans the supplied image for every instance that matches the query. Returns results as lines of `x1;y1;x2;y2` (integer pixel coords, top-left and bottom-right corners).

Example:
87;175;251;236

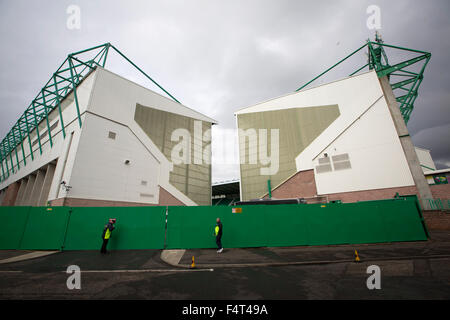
267;179;272;199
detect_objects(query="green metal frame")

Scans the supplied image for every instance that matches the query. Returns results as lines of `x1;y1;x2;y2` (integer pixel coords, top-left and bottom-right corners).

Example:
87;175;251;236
296;34;431;125
0;43;180;183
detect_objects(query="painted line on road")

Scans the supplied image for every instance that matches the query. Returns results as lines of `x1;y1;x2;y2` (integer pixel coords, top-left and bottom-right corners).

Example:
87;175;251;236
174;254;450;269
0;268;213;274
0;251;58;265
70;268;214;273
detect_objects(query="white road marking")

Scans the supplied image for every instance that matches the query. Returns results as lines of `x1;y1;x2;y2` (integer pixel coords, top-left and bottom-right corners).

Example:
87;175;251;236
161;249;186;266
0;251;58;264
0;268;213;273
76;268;214;273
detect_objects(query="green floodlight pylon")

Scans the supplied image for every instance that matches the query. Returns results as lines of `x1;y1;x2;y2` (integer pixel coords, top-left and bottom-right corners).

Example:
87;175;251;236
0;43;180;182
296;32;431;125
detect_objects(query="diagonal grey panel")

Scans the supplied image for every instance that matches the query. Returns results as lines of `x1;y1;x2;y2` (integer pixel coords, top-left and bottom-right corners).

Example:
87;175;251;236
134;103;212;205
238;105;340;200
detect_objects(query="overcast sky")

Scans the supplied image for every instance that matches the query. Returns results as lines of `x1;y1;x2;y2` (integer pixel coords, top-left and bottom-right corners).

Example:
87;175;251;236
1;0;449;183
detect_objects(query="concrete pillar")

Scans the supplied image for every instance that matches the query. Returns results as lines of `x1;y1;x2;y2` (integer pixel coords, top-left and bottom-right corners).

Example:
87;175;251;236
29;169;46;206
49;131;74;201
1;181;20;206
38;164;56;206
0;189;6;205
14;178;28;206
21;174;36;206
379;76;433;206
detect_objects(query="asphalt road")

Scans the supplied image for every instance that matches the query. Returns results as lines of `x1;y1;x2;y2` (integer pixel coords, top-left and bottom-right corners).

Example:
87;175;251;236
0;250;449;299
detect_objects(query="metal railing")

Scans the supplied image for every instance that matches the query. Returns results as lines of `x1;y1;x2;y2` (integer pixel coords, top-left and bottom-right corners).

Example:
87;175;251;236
423;198;450;211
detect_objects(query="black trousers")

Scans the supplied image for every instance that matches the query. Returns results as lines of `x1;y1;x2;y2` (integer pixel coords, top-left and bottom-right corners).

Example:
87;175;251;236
216;236;222;250
100;239;109;253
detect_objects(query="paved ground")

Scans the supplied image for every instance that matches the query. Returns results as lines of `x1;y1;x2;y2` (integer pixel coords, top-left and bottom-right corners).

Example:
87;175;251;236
0;231;449;300
0;250;33;260
176;234;450;267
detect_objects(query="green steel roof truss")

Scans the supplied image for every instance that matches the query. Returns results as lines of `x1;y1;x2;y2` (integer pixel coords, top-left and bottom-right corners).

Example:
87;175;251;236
0;43;180;183
296;36;431;126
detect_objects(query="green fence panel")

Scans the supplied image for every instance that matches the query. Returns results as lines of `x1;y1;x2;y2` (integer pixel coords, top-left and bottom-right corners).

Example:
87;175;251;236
264;204;309;247
302;203;346;245
166;198;428;249
379;199;428;242
19;207;71;250
0;206;31;249
63;206;166;250
222;206;268;248
167;205;270;249
167;204;304;249
166;206;229;249
338;201;390;244
0;196;428;251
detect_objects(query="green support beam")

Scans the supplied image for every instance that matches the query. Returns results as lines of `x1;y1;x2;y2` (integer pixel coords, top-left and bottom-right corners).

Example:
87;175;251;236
31;102;43;155
267;179;272;199
15;126;26;167
1;144;10;178
390;77;421;90
377;55;430;78
110;45;181;103
296;42;368;92
6;134;14;174
68;57;83;128
0;158;5;182
52;75;66;139
24;114;34;161
295;34;431;125
40;89;53;148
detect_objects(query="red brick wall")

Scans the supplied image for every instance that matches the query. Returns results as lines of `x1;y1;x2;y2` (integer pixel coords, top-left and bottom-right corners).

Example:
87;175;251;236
325;185;419;203
1;181;20;206
49;198;66;206
430;184;450;199
266;169;420;203
266;170;317;199
423;210;450;230
158;186;186;206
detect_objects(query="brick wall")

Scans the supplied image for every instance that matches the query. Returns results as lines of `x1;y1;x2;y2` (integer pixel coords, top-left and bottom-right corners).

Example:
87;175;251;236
430;184;450;199
158;186;186;206
266;169;420;203
324;185;419;203
1;181;20;206
423;210;450;230
266;170;317;199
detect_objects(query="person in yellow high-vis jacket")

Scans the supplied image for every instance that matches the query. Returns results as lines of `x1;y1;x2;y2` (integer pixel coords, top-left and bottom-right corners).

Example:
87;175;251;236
100;218;116;254
214;218;223;253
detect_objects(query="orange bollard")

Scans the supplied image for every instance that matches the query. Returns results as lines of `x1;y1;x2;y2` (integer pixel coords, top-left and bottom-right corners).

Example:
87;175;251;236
354;250;361;263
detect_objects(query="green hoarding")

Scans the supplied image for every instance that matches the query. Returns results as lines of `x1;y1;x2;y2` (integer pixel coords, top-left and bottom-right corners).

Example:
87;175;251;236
165;198;428;249
0;206;31;249
62;206;166;250
19;206;71;250
0;197;428;251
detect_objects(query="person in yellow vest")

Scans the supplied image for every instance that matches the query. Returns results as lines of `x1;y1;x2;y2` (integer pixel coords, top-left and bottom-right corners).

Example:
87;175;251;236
214;218;223;253
100;218;116;254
